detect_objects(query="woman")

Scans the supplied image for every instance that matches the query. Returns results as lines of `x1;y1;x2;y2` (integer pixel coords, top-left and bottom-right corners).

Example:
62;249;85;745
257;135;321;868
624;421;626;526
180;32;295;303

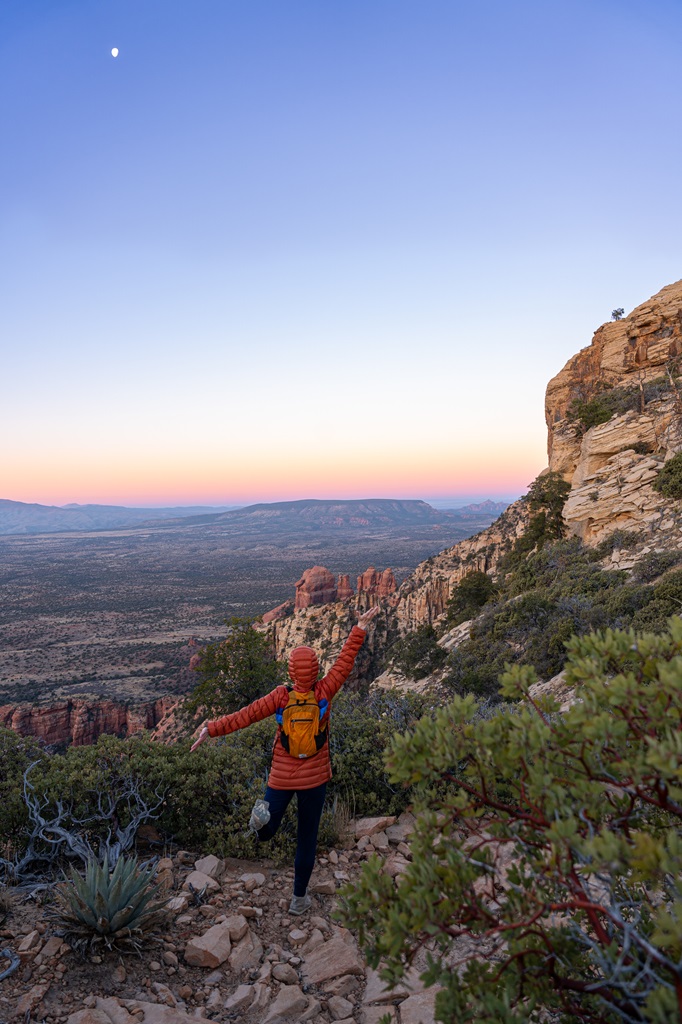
190;605;380;914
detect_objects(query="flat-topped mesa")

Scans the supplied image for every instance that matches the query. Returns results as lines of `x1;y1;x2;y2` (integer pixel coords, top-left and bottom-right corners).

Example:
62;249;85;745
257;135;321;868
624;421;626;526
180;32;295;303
294;566;338;609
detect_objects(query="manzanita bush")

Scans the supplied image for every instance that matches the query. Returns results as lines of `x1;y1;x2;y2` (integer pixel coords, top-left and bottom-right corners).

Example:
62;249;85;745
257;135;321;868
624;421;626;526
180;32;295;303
339;619;682;1023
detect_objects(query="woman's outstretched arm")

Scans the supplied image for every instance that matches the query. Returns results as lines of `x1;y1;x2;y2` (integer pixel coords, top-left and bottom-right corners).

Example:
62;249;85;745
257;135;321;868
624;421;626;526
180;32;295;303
190;684;288;751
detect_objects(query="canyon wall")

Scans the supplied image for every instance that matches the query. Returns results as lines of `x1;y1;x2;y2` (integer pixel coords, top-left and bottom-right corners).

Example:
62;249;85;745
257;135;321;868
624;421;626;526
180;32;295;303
0;696;176;748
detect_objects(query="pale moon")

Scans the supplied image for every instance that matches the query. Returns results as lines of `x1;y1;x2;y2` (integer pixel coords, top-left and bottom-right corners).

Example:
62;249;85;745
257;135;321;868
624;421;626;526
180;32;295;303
111;47;119;58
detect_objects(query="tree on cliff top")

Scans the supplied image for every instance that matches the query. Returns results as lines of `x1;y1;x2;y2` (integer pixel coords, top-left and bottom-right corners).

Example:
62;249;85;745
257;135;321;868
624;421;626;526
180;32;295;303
339;618;682;1023
183;617;285;721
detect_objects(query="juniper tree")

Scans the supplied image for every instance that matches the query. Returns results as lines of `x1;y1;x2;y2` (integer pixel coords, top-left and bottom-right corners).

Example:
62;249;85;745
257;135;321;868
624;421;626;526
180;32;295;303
339;618;682;1023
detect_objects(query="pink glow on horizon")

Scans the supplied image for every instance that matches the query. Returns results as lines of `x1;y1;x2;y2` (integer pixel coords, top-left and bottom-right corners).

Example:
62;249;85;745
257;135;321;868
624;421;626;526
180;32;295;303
3;452;543;507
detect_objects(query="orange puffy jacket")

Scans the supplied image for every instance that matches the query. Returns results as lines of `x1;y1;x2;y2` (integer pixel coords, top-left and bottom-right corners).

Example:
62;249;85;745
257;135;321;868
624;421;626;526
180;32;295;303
206;625;366;790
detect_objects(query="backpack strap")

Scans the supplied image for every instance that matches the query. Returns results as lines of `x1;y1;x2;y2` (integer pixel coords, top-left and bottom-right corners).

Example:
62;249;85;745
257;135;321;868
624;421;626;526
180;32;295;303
275;684;293;725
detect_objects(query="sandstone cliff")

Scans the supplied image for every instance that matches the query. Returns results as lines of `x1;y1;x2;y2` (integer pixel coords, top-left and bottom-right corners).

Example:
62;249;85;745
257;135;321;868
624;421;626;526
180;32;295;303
545;279;682;545
0;696;176;748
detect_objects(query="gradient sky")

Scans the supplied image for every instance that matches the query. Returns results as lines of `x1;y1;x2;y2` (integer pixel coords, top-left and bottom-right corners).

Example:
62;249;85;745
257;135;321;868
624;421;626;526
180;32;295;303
2;0;681;507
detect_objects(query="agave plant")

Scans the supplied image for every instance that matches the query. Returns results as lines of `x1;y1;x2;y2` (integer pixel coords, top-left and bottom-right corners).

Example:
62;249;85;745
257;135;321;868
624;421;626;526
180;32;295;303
52;855;167;953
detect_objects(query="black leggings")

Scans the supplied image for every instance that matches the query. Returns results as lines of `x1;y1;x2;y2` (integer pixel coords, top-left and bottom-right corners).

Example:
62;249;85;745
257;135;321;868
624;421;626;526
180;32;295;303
256;782;327;896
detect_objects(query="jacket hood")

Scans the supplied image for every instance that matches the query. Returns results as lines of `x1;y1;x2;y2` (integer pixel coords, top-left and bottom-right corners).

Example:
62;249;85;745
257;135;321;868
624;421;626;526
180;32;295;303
288;646;320;690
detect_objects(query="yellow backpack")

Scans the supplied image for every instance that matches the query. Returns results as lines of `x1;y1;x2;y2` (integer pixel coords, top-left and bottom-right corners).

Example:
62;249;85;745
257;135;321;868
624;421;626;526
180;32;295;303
276;688;330;759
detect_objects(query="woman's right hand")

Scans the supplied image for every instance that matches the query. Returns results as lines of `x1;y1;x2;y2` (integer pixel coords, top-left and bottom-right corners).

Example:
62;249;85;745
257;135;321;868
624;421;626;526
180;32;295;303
190;724;210;752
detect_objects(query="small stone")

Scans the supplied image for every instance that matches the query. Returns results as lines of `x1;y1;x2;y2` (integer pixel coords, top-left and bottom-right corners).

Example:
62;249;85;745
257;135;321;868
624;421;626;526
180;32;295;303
162;951;178;967
302;933;364;985
224;984;255;1011
225;914;249;942
40;936;63;959
333;870;350;881
310;915;331;932
288;928;307;946
205;989;222;1010
250;983;272;1012
194;855;225;879
182;871;220;894
272;962;299;984
328;995;354;1019
176;850;195;864
113;965;127;984
363;1008;396;1024
240;871;265;888
323;974;359;998
353;816;396;838
370;831;389;850
165;896;189;913
178;986;193;1000
184;923;232;968
263;983;307;1022
328;850;339;865
237;905;261;918
399;988;441;1024
310;879;335;895
18;930;41;952
17;984;51;1017
301;929;325;954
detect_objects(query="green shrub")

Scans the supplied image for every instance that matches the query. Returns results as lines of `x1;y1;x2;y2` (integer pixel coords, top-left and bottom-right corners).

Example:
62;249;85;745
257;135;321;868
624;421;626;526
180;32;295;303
632;549;682;582
2;690;423;870
339;618;682;1024
390;625;448;680
182;617;285;722
652;451;682;500
445;571;497;626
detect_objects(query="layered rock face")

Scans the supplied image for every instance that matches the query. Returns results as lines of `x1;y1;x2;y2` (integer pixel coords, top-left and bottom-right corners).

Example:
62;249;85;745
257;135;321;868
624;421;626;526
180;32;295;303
546;279;682;545
0;697;175;747
294;567;339;609
357;568;397;601
393;499;529;632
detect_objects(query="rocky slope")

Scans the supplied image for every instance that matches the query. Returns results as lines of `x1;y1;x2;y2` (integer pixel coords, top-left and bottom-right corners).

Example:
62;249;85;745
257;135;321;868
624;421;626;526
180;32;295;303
0;812;441;1024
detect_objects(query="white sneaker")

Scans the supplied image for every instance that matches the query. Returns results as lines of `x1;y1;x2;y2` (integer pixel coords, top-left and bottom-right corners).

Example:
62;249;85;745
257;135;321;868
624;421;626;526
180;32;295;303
289;893;311;915
249;799;270;831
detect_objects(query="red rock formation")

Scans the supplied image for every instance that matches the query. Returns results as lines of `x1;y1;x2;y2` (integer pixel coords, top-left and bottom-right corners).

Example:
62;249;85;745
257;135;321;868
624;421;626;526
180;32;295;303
378;568;397;597
336;575;354;601
356;567;396;598
262;599;294;624
0;697;175;748
294;566;338;609
357;568;379;594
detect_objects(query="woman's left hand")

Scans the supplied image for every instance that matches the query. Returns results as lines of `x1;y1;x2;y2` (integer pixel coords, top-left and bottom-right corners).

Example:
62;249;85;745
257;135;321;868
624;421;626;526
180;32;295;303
357;605;381;630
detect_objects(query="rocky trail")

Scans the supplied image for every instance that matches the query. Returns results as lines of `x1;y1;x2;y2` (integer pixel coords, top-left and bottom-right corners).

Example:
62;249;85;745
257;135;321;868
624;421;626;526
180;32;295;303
0;812;438;1024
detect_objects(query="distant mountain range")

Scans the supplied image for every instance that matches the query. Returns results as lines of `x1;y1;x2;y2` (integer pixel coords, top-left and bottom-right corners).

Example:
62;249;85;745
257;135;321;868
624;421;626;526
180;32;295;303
0;497;510;536
0;500;235;536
